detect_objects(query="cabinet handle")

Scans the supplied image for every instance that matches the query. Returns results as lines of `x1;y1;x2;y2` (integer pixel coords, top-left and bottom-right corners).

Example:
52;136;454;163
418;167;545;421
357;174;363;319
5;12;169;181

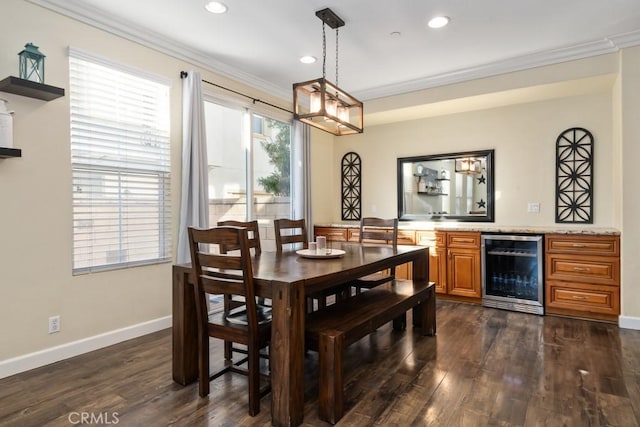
573;267;591;272
571;295;588;300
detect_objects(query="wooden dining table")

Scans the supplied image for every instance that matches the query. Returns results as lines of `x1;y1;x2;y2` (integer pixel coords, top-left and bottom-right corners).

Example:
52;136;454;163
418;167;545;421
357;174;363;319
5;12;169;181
172;241;431;427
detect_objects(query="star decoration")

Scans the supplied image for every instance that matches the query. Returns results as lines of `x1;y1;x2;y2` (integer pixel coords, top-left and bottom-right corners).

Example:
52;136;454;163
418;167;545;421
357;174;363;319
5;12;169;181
477;199;486;209
478;174;486;184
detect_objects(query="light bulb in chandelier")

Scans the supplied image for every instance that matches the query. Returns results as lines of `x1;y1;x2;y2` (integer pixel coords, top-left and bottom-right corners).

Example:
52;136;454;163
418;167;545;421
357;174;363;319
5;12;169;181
325;98;338;117
310;91;322;113
337;104;349;123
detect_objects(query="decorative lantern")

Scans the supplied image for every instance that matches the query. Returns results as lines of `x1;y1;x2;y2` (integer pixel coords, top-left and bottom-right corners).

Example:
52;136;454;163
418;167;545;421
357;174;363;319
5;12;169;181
18;43;45;83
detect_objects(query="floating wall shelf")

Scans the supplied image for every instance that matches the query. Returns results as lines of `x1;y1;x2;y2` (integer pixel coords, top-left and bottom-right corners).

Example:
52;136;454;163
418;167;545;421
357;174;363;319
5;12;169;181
0;147;22;158
0;76;64;101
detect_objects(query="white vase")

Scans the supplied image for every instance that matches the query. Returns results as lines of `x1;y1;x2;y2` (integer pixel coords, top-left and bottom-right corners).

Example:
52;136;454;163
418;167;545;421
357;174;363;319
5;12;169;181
0;98;13;148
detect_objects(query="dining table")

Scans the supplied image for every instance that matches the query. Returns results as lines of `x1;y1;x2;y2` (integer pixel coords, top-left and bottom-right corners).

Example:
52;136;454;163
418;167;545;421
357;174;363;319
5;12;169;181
172;241;431;427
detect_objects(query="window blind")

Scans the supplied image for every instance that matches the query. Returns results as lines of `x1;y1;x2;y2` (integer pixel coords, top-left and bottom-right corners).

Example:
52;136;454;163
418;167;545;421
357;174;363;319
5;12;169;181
70;51;171;274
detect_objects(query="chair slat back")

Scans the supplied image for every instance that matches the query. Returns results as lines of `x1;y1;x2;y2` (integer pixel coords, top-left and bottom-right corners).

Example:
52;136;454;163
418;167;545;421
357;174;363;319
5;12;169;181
216;220;262;255
188;226;259;327
359;217;399;246
274;218;308;253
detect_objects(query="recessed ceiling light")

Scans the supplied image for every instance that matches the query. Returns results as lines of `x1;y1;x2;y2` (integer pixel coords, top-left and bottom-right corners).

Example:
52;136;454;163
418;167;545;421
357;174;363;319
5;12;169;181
390;31;401;37
428;16;450;29
205;1;228;14
300;56;317;64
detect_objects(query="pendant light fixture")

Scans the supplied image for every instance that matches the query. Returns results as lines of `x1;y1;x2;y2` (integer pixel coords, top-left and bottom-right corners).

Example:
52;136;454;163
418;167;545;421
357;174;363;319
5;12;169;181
293;8;363;136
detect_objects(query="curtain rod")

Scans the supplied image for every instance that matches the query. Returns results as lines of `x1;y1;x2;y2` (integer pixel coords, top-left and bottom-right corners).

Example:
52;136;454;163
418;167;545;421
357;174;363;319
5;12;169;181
180;71;293;114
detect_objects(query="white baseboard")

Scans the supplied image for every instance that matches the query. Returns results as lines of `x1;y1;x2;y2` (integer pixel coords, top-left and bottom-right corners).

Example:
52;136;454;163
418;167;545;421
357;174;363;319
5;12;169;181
619;315;640;330
0;316;172;380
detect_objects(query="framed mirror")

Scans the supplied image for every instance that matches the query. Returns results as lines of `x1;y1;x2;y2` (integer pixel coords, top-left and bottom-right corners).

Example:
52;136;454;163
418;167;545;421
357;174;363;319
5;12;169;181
397;149;494;222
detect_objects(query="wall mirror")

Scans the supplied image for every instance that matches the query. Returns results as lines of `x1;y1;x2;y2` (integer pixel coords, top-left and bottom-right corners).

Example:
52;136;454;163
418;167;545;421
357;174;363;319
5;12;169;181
397;149;494;222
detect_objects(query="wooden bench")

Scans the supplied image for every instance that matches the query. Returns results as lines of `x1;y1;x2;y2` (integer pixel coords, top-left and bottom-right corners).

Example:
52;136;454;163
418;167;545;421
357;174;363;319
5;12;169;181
305;279;436;424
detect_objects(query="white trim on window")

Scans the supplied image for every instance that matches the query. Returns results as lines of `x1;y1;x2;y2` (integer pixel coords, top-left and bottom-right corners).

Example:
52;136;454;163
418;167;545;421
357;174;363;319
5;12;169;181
69;50;171;274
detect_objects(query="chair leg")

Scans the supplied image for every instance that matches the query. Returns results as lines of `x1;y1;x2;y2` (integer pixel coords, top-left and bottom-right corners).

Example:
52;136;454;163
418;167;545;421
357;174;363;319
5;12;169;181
224;341;232;360
198;335;210;397
247;343;261;416
319;333;344;424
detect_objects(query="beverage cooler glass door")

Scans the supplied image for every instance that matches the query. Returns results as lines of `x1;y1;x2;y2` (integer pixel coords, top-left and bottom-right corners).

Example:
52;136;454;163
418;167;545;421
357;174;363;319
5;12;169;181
481;234;544;315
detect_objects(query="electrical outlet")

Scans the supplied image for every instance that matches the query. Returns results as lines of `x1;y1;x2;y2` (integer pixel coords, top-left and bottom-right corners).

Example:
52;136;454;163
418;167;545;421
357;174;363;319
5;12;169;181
48;315;60;334
527;202;540;213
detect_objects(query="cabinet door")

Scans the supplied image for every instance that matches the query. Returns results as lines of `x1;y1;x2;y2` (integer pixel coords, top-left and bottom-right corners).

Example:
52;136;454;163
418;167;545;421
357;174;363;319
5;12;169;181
430;246;447;294
447;248;481;297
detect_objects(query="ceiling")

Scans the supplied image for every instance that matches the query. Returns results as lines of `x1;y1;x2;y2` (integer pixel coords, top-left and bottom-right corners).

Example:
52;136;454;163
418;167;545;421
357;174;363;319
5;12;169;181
31;0;640;102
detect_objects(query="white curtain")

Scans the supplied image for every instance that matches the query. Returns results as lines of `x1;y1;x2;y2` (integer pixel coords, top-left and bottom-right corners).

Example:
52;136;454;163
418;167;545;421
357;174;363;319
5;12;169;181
291;121;313;240
176;71;209;264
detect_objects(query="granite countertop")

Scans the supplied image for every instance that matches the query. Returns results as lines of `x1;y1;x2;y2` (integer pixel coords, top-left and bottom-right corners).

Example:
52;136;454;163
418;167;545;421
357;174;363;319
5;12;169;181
315;222;620;235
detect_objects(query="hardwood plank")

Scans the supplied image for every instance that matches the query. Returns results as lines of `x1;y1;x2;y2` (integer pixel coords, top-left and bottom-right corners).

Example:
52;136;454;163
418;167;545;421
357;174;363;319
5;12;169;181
1;301;639;426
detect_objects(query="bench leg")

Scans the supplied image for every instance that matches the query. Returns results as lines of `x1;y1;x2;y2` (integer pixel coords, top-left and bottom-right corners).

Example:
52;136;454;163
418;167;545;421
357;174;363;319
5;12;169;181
392;313;407;331
416;288;436;336
319;332;344;424
426;287;436;335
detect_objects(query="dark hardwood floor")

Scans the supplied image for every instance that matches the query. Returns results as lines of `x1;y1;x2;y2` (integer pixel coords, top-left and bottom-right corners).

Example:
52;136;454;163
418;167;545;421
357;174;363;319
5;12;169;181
1;300;639;426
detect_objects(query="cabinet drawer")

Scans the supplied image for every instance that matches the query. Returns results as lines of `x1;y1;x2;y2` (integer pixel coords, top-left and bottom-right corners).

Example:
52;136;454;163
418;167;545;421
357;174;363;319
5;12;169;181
398;230;416;245
415;231;435;246
447;232;480;249
546;280;620;315
546;254;619;286
415;231;445;247
546;234;620;256
348;228;415;244
314;227;348;242
347;229;360;242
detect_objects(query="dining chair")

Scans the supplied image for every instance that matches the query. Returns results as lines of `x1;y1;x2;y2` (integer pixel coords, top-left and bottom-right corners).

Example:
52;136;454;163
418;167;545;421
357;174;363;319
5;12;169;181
274;218;348;311
188;225;271;416
273;218;308;252
216;220;269;361
352;217;399;293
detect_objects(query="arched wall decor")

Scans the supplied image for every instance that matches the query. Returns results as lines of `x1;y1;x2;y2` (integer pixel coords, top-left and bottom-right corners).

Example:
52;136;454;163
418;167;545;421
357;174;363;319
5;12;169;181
341;152;361;221
555;127;594;224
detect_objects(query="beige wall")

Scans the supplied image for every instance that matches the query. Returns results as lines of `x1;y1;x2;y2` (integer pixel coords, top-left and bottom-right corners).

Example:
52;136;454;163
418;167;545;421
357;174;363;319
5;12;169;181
620;46;640;322
0;0;286;362
332;90;614;225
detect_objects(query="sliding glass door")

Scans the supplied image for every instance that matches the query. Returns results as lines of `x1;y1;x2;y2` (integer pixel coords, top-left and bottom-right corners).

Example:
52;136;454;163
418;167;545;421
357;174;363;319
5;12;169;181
204;100;292;251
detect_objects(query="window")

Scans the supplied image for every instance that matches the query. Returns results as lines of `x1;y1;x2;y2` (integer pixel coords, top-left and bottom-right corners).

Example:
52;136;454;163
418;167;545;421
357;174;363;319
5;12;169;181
204;99;292;252
69;49;171;273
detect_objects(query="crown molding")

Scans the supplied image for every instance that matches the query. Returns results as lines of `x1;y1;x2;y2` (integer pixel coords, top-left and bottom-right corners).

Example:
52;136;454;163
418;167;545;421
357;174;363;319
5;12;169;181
27;0;291;100
26;1;640;103
357;30;640;100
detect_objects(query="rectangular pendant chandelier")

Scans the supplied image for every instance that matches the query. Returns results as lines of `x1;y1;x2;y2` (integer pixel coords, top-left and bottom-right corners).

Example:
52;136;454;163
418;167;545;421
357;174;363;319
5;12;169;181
293;8;363;136
293;77;363;135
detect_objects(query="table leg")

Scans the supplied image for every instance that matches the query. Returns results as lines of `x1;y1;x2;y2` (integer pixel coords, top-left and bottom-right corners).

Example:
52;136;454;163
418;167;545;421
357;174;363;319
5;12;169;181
270;280;305;427
411;248;436;334
172;265;198;385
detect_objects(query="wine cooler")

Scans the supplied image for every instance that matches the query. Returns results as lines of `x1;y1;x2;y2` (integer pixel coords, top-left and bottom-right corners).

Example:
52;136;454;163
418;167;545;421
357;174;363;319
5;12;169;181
481;234;544;315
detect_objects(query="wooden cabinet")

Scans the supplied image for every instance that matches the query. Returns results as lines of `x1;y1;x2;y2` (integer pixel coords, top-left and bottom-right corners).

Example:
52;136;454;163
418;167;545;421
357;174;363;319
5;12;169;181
416;231;447;293
545;234;620;322
417;231;482;301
